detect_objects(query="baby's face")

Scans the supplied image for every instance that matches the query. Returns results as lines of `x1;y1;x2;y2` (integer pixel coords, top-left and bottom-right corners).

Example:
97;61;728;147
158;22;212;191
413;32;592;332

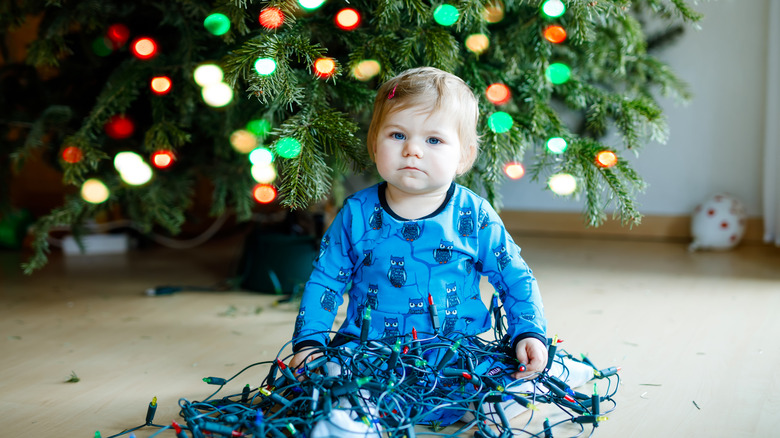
373;105;465;197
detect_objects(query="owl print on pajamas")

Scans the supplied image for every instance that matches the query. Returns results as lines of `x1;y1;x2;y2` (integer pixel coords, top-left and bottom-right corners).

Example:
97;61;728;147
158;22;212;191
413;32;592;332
445;283;460;307
362;250;374;267
388;256;407;288
408;298;425;314
443;308;458;335
478;208;489;230
433;240;453;264
493;244;511;271
293;307;305;338
457;208;474;236
317;236;329;261
319;288;338;313
336;267;351;283
369;204;383;230
366;284;379;309
383;317;400;337
401;221;422;241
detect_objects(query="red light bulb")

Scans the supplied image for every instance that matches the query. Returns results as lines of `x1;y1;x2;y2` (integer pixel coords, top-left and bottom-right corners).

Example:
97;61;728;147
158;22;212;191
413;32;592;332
106;23;130;49
259;8;284;29
151;150;175;169
486;83;511;105
105;115;135;139
335;8;361;31
62;146;83;164
131;37;157;60
596;150;618;168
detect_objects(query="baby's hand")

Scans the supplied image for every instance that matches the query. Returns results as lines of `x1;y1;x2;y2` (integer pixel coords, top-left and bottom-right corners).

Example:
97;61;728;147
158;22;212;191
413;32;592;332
288;348;322;381
512;337;548;380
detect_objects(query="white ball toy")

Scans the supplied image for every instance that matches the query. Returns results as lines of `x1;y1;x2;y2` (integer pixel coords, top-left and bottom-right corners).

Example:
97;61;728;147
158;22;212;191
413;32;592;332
689;193;747;251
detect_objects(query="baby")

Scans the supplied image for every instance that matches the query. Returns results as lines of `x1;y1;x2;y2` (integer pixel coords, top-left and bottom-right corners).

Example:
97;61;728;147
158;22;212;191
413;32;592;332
289;67;547;404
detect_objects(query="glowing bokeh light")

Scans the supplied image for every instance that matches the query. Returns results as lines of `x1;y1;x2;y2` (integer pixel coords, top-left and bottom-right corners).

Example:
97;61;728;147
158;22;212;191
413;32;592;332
246;119;272;138
204;13;231;36
81;178;110;204
545;63;571;84
113;151;153;186
92;37;112;56
275;137;302;158
504;162;525;180
352;60;381;81
251;163;277;184
546;137;568;154
433;4;459;26
465;34;489;55
335;8;361;30
230;129;258;154
541;0;566;18
249;147;274;165
105;115;135;139
596;150;618;168
62;146;83;164
201;82;233;107
254;57;277;76
486;83;511;105
487;112;513;133
259;8;284;29
106;23;130;49
543;25;567;43
119;161;153;186
299;0;326;10
253;184;277;204
131;37;157;60
482;1;505;23
114;151;144;173
314;57;336;78
151;76;172;95
151;150;175;169
548;173;577;196
193;64;224;87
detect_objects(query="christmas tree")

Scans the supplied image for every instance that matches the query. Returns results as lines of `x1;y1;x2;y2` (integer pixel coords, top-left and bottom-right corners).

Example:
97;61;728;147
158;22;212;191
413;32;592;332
1;0;702;273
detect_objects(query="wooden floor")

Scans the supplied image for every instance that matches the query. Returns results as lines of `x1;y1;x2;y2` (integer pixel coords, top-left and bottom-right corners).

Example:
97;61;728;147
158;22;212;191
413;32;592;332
2;229;780;437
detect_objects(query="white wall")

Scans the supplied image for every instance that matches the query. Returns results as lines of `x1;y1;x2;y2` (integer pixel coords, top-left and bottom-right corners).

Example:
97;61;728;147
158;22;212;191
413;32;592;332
499;0;769;217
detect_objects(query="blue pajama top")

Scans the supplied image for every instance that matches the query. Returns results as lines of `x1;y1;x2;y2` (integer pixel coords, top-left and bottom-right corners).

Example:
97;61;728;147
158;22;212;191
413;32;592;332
292;182;546;351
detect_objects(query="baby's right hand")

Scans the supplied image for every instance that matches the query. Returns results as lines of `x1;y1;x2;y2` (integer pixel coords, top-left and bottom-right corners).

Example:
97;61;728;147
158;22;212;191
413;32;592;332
288;348;322;380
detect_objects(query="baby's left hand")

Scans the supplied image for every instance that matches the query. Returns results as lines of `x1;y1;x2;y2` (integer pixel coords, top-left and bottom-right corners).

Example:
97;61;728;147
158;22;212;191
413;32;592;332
512;337;548;380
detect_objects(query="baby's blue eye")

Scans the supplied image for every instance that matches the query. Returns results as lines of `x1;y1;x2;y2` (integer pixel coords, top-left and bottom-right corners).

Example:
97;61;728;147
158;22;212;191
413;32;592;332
427;137;442;145
392;132;406;140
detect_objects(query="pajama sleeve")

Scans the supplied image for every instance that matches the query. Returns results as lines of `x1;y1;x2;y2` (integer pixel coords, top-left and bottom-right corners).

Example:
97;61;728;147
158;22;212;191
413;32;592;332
291;201;358;351
476;201;547;348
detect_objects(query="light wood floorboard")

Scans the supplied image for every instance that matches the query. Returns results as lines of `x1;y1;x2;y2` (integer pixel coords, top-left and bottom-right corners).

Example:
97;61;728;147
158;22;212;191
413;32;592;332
2;230;779;437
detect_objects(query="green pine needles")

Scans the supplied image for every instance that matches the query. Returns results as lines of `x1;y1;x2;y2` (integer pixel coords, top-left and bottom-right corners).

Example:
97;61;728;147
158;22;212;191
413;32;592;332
1;0;702;273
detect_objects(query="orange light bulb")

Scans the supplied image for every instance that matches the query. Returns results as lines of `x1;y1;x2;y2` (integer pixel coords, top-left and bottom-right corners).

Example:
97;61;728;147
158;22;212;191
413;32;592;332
314;57;336;78
253;184;277;204
150;76;172;95
596;150;618;168
543;25;567;44
486;83;511;105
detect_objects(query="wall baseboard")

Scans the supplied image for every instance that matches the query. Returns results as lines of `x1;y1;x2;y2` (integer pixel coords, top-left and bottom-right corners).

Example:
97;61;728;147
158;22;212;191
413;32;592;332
499;210;766;245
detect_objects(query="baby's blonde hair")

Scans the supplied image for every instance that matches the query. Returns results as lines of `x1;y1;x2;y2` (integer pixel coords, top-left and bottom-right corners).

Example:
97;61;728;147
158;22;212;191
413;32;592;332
366;67;480;175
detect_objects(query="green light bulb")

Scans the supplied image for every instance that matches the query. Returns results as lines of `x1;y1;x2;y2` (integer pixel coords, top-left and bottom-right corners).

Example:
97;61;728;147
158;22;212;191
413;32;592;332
204;13;231;36
433;4;459;26
488;112;513;133
546;137;568;154
541;0;566;18
275;137;302;159
246;119;272;138
546;63;571;84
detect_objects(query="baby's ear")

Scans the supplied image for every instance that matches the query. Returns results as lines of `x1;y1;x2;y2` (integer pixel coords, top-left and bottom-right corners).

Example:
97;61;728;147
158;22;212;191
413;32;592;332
457;143;478;175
